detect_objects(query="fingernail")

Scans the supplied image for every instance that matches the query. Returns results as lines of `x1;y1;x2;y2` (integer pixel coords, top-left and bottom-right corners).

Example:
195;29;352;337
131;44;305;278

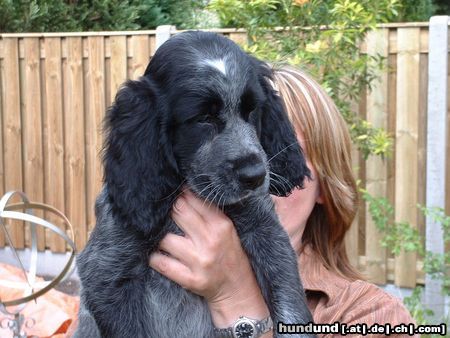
174;196;185;211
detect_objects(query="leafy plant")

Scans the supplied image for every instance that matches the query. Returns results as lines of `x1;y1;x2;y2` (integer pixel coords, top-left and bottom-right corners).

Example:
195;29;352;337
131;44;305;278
395;0;437;21
363;190;450;327
0;0;212;33
362;191;424;255
402;287;434;325
0;0;78;32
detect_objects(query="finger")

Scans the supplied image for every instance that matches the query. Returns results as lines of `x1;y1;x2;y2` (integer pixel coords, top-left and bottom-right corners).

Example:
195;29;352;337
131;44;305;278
172;194;210;240
158;233;193;264
149;251;193;289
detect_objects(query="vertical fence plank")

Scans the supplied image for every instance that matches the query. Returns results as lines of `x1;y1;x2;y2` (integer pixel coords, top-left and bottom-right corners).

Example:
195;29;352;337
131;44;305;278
109;35;127;103
345;143;360;268
387;52;397;193
346;95;363;267
364;29;389;284
85;36;105;236
130;35;149;80
2;38;24;249
43;37;66;252
358;88;367;259
23;37;45;251
394;27;421;288
64;37;86;251
387;48;397;269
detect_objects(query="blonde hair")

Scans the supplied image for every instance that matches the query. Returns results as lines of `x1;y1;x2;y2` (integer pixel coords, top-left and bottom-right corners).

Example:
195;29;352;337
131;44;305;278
272;66;362;281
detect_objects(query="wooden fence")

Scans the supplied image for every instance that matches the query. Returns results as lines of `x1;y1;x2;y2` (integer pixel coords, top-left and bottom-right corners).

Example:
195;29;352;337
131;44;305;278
0;23;449;288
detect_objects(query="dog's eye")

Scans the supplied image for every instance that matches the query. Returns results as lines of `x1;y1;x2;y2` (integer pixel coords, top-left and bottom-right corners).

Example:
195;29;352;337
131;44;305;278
195;114;213;124
194;100;222;125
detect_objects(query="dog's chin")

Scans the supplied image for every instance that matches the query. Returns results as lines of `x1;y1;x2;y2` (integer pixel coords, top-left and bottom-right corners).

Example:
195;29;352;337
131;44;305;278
188;176;270;207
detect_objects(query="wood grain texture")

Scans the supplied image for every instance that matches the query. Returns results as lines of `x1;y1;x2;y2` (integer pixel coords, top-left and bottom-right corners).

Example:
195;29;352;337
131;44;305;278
2;38;24;249
130;35;149;80
85;36;105;236
109;35;127;103
364;29;389;285
63;37;86;251
23;37;45;250
394;27;421;288
43;37;66;252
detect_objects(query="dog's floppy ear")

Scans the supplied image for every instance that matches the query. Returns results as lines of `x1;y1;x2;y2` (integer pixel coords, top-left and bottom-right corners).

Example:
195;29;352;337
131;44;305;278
257;65;311;196
103;77;180;235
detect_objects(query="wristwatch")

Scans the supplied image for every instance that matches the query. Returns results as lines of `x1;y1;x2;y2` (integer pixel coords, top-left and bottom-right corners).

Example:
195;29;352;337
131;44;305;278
213;316;273;338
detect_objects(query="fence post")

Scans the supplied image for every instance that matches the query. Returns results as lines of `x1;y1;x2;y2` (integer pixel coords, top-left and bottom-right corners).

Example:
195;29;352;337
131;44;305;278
155;25;176;51
425;15;449;320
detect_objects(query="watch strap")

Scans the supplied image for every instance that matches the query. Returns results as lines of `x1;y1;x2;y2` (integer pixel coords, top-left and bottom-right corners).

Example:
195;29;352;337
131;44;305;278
213;316;273;338
256;316;273;334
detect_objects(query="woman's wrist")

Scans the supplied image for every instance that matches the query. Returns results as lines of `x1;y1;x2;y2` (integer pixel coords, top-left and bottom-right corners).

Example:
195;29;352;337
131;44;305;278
207;271;270;329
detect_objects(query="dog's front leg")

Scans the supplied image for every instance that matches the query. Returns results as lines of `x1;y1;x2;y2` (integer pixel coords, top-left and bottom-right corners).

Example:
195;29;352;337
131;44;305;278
228;202;316;338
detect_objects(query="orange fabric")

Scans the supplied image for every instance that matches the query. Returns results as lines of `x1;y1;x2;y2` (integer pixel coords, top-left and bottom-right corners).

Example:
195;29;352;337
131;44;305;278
300;246;418;337
0;263;78;338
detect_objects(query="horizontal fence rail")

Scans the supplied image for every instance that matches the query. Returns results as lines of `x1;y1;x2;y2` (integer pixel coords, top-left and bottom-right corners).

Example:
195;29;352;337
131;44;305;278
0;22;449;288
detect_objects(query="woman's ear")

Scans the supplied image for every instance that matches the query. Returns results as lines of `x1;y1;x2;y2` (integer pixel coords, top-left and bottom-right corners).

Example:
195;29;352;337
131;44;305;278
257;65;311;197
102;77;180;234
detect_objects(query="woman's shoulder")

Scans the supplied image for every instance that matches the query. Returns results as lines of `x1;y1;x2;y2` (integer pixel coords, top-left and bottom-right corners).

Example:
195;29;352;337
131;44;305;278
335;279;414;325
299;247;415;328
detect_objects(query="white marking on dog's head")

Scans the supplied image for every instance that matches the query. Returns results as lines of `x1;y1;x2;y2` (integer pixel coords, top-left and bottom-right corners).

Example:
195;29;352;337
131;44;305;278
203;58;227;76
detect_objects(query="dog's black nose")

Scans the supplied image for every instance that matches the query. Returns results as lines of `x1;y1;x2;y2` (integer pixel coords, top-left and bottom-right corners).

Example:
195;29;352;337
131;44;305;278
233;156;266;190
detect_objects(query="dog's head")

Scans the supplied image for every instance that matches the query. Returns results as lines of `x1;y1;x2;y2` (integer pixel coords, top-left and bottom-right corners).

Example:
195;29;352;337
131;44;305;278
104;31;310;233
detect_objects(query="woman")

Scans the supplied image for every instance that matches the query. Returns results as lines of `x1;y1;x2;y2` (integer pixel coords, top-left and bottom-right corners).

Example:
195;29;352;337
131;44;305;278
149;66;415;337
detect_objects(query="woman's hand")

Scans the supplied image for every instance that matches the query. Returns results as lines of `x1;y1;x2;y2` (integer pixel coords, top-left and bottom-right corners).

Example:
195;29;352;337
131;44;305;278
149;189;270;328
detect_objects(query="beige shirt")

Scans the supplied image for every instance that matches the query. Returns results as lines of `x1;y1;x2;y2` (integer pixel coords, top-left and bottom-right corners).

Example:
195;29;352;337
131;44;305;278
299;246;419;337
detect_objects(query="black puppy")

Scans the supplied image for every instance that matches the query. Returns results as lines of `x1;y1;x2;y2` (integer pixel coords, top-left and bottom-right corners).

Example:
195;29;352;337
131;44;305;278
75;31;315;338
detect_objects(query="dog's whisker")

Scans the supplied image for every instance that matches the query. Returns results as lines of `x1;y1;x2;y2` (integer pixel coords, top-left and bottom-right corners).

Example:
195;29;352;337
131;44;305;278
169;186;192;203
203;185;219;208
209;185;223;209
155;174;215;202
271;178;286;197
269;173;288;192
267;142;298;163
270;171;294;191
269;177;283;196
221;191;227;213
217;190;226;213
154;178;189;202
190;173;213;181
195;182;215;197
209;187;221;209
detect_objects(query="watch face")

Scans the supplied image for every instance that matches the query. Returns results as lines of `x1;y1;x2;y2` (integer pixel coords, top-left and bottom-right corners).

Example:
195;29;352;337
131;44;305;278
234;321;255;338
